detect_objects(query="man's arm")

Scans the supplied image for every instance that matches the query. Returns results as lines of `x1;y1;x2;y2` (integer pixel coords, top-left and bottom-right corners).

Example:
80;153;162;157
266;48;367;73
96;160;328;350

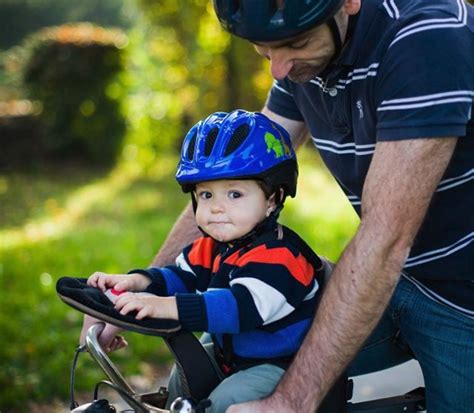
228;136;457;412
151;202;201;266
262;107;308;150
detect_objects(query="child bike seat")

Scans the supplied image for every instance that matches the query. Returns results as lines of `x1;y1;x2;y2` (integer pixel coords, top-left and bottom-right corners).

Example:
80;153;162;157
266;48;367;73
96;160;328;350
56;276;181;336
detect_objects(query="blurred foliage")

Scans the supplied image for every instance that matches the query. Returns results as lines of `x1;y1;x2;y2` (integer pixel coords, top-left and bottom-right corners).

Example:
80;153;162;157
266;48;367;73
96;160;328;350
0;0;135;50
0;160;184;411
118;0;271;169
9;23;128;166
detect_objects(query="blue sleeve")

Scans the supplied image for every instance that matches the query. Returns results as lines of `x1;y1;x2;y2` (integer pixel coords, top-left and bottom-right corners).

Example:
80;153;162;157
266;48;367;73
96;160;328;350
175;289;240;333
202;289;240;334
128;266;189;295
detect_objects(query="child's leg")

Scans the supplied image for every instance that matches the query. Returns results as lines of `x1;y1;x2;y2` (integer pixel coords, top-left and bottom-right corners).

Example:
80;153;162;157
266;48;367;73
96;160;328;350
207;364;285;413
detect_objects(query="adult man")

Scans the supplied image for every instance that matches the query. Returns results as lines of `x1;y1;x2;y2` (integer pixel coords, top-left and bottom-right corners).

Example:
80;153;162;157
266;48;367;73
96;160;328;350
81;0;473;411
211;0;473;412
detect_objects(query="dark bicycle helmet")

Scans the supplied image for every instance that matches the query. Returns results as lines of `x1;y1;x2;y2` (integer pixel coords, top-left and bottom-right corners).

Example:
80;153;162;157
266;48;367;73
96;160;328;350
213;0;345;42
176;110;297;201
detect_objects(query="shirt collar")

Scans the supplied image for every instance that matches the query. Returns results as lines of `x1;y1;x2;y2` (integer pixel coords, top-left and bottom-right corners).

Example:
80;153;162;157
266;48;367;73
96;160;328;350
333;0;384;68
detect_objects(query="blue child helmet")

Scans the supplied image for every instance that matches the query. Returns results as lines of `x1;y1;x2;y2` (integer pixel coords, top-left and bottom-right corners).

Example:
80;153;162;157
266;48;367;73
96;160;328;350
212;0;345;42
176;109;298;199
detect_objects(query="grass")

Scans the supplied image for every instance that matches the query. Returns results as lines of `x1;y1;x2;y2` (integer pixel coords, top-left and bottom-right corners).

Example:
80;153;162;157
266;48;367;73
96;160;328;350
0;145;359;412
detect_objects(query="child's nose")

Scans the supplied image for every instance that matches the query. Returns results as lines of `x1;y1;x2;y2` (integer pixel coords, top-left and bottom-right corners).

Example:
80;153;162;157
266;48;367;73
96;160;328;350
210;198;225;213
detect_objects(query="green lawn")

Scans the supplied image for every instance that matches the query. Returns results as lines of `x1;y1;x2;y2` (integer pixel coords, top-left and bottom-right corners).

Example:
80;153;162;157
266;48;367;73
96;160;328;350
0;146;359;412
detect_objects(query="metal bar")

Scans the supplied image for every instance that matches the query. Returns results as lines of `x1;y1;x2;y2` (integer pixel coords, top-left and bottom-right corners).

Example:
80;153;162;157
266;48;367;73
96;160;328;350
85;323;152;413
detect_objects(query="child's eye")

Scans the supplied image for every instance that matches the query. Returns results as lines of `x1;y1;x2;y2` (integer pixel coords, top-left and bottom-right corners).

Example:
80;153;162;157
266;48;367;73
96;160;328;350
229;191;242;199
198;191;212;200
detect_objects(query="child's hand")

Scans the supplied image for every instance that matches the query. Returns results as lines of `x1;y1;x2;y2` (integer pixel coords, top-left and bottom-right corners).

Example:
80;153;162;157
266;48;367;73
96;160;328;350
87;272;151;292
114;293;178;320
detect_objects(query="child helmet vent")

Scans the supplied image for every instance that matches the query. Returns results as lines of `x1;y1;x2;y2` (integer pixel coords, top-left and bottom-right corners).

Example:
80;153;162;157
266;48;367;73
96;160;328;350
224;123;250;157
186;130;197;161
204;127;219;156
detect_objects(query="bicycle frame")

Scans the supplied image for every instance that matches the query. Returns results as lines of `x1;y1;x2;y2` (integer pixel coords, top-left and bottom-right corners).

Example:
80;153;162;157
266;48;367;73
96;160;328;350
71;323;425;413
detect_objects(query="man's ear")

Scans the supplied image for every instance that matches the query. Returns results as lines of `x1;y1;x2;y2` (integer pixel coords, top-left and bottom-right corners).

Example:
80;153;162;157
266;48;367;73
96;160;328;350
344;0;361;15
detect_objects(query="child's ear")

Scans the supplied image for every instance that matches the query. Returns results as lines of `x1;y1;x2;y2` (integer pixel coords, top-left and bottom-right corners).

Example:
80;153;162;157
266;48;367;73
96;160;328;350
266;188;283;217
266;193;277;217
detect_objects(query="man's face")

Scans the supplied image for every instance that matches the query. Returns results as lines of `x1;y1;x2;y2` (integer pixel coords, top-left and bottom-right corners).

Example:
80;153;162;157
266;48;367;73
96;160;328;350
253;23;336;83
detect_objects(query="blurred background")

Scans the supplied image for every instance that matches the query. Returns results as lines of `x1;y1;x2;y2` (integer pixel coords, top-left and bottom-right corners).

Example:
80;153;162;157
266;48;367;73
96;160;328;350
5;0;465;411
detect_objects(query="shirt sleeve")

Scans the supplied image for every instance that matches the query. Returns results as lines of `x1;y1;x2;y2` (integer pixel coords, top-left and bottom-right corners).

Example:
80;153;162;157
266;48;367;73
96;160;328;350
375;19;474;141
265;79;305;121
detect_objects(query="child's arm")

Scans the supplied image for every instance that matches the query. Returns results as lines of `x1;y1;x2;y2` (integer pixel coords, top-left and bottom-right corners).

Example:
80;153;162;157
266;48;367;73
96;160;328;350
114;293;178;320
87;271;151;292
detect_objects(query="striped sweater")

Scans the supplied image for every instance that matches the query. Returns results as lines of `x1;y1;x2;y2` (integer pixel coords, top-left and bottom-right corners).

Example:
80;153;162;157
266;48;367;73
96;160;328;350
132;222;323;366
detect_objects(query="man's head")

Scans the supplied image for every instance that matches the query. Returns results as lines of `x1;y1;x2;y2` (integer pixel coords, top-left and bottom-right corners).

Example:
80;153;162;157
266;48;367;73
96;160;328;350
213;0;361;82
176;110;298;237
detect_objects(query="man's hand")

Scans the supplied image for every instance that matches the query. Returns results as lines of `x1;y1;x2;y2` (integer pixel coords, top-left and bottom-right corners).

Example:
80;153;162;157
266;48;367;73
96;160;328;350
79;314;128;353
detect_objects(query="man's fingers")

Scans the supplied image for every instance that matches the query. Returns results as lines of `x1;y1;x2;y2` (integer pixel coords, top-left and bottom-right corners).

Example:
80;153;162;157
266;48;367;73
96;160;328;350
108;336;128;352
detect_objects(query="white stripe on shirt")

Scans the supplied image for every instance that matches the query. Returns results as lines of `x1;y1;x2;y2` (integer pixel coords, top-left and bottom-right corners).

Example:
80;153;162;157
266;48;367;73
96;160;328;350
404;233;474;268
437;169;474;192
176;252;196;276
230;277;295;325
390;0;467;48
312;137;376;156
383;0;400;20
402;273;474;318
378;91;474;111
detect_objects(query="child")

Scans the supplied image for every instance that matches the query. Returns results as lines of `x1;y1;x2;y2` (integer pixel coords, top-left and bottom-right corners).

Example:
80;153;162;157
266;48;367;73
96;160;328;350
87;110;324;413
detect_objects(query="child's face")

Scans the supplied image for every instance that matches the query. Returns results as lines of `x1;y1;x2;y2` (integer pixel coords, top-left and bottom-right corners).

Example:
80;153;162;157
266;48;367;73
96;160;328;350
194;179;276;243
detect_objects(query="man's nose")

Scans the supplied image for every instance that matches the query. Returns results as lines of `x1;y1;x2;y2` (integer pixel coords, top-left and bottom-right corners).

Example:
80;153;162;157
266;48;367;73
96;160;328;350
267;49;293;80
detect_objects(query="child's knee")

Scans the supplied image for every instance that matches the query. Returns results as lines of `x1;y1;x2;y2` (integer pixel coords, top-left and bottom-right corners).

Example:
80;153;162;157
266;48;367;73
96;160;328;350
207;389;239;413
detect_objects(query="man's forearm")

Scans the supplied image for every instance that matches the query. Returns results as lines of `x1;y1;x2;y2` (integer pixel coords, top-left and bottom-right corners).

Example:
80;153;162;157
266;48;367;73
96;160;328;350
151;202;201;267
263;137;457;412
273;226;406;410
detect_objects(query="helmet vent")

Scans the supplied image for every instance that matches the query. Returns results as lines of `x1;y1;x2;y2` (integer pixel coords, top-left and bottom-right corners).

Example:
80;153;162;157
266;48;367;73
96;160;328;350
204;127;219;156
224;124;250;156
186;130;197;160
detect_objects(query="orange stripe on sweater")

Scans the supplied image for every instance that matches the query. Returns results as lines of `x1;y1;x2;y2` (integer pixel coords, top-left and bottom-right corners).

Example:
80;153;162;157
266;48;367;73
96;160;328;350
225;245;314;286
187;237;216;269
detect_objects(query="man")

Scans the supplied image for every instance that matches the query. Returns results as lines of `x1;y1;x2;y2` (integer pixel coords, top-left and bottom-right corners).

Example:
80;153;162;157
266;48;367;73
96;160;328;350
212;1;473;412
81;0;473;411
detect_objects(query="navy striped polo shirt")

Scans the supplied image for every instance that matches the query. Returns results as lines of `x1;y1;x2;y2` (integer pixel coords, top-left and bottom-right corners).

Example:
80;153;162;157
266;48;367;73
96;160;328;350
266;0;474;316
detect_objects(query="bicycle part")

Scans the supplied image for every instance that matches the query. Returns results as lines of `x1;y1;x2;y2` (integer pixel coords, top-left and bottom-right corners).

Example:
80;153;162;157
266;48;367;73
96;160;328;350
70;344;88;410
165;332;221;401
170;397;211;413
348;390;426;412
83;323;165;412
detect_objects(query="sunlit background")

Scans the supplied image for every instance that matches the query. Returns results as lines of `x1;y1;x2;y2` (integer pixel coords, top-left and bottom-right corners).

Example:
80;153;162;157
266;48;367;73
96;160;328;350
0;1;362;411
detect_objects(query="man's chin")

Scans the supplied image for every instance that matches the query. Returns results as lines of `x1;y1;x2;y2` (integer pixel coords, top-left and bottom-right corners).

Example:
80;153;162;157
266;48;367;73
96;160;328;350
288;73;317;83
288;65;328;83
